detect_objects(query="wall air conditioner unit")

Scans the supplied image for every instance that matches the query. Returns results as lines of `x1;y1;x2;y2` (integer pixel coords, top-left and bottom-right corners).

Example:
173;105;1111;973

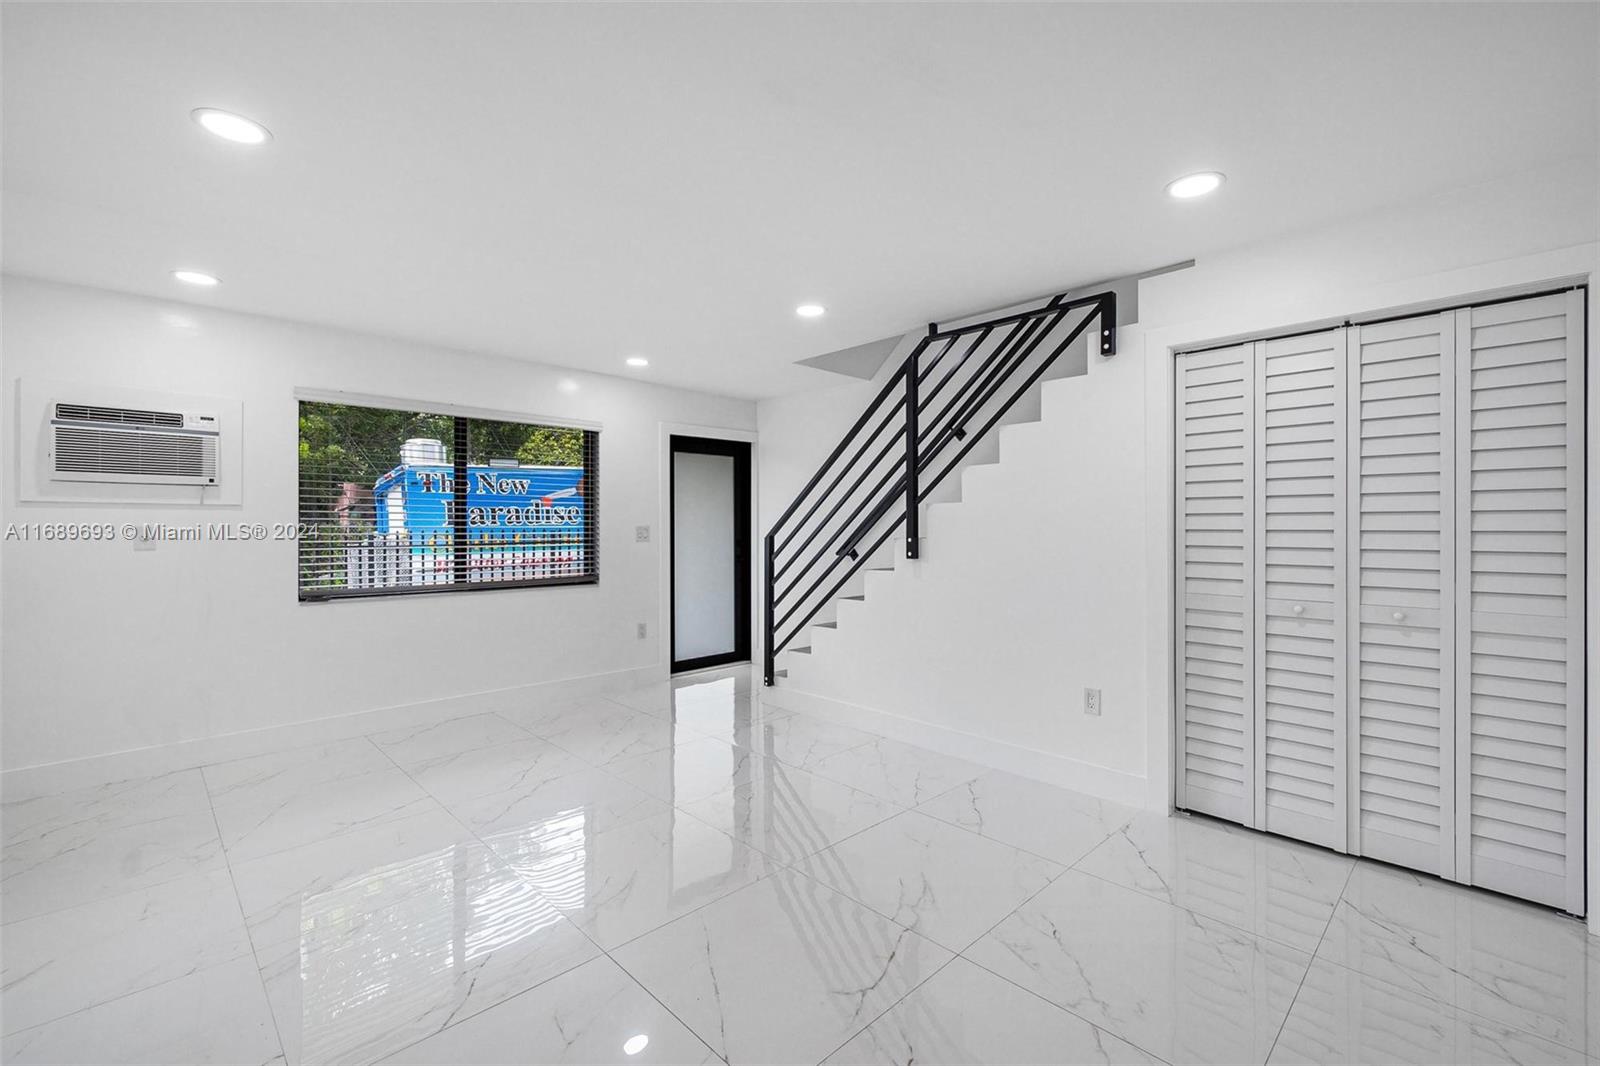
48;402;220;486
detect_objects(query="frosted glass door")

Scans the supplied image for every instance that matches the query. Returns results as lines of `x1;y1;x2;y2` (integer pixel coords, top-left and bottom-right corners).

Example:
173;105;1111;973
674;451;737;662
672;436;751;671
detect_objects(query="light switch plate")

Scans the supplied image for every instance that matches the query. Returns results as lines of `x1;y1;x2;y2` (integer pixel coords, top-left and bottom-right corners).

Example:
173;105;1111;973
635;525;650;542
1084;688;1102;716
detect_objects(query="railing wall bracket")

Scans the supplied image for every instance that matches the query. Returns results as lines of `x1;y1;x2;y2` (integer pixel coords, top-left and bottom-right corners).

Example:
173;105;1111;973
1098;293;1118;356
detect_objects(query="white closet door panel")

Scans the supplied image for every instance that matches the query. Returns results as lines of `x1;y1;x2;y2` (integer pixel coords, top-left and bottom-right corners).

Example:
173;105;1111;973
1256;332;1346;848
1455;291;1585;913
1174;288;1583;913
1348;313;1454;876
1176;344;1254;823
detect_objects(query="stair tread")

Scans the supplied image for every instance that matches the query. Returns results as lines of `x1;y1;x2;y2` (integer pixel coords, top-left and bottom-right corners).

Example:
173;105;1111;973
775;669;788;678
791;646;812;654
841;595;865;601
815;621;837;629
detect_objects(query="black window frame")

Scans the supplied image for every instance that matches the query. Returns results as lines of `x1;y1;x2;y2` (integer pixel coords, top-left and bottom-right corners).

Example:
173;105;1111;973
297;401;598;602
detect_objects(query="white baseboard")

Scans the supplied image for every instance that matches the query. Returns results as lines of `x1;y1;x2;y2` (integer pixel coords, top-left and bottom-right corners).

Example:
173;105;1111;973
0;665;662;801
765;683;1156;809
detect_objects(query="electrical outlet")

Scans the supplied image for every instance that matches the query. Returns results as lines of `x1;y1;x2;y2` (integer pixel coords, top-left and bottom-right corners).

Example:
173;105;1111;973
1084;688;1102;716
635;525;650;543
637;622;648;639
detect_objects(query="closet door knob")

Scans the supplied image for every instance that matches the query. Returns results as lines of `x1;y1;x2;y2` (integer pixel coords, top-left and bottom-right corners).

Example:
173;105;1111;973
1292;604;1304;616
1392;611;1406;622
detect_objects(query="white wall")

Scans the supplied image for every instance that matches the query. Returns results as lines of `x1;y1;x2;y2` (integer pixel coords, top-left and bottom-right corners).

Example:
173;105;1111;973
0;277;756;773
758;159;1600;922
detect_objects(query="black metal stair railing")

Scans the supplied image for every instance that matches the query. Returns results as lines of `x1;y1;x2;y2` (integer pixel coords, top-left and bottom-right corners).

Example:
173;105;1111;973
763;289;1117;684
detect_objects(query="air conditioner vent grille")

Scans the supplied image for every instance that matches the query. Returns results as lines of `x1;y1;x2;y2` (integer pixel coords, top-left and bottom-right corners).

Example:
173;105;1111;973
54;403;185;427
52;426;217;483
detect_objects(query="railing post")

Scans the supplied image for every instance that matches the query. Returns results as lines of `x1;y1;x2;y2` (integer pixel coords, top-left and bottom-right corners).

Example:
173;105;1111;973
904;361;920;559
762;532;776;685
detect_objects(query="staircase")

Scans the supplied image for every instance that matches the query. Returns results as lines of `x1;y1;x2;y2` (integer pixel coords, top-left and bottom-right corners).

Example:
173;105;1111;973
764;290;1118;685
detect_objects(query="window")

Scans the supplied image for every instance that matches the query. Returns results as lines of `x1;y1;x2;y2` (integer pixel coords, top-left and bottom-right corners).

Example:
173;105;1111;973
297;400;598;600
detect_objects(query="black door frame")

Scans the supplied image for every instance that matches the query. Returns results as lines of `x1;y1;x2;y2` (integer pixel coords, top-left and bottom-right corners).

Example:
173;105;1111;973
669;435;753;673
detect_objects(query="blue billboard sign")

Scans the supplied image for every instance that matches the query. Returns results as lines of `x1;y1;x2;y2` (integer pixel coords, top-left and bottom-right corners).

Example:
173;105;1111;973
370;462;587;581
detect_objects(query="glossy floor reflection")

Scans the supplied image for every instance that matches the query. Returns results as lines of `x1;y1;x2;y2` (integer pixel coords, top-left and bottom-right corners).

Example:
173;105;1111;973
2;665;1595;1065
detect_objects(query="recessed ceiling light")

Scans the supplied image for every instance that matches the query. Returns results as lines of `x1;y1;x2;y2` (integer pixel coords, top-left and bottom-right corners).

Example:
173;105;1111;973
1165;171;1225;199
795;303;826;318
191;108;272;146
626;356;649;368
623;1035;650;1056
172;270;220;287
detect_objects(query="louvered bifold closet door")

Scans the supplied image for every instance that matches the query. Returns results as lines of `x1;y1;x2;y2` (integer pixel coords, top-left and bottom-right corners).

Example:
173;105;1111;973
1455;290;1585;913
1255;331;1347;849
1175;344;1255;824
1347;314;1455;877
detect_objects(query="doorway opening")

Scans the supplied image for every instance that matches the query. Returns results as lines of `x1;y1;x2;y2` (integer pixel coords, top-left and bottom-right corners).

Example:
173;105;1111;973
670;435;752;672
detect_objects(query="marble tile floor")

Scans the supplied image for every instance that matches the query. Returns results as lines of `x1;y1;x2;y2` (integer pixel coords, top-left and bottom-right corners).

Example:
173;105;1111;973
2;666;1596;1065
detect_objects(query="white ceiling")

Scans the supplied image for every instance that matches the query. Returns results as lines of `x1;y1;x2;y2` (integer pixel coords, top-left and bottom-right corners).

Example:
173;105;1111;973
4;2;1595;398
